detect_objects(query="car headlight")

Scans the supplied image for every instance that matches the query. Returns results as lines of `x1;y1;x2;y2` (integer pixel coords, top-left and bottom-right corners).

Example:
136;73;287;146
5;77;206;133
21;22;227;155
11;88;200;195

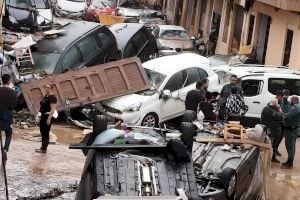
123;102;142;112
9;15;18;24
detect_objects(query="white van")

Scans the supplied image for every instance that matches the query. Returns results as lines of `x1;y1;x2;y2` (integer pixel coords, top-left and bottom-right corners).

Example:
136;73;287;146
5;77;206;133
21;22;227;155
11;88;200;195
214;66;300;120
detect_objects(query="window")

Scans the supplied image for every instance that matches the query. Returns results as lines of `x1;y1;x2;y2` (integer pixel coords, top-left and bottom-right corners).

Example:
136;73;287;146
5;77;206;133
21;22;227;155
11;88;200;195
132;31;148;55
247;15;255;45
97;32;113;49
268;78;300;96
123;41;137;58
184;68;201;86
164;71;184;92
153;27;160;37
78;36;98;60
62;47;81;71
198;68;208;79
241;79;263;97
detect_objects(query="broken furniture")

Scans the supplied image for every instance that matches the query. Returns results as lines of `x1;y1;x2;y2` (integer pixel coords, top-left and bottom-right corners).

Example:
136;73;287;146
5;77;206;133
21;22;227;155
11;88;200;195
223;122;245;140
20;57;150;116
14;47;34;76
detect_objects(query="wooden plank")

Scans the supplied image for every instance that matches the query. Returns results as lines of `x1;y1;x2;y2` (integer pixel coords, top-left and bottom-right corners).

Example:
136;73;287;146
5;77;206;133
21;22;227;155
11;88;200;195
20;57;150;115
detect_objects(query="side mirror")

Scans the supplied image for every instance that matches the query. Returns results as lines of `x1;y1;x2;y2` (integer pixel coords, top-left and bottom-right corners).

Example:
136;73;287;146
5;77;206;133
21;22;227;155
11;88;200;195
161;90;171;99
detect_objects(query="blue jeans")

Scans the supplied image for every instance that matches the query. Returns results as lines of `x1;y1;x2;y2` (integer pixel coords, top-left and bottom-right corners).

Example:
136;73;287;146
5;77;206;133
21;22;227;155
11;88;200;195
285;127;299;163
0;111;13;151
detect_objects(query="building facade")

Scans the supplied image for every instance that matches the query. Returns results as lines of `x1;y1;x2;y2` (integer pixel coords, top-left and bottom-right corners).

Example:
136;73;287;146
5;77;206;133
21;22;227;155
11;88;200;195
163;0;300;70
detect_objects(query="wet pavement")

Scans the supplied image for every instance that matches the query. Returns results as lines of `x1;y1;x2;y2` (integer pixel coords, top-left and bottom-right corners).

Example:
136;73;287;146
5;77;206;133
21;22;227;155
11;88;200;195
1;124;300;199
0;126;85;199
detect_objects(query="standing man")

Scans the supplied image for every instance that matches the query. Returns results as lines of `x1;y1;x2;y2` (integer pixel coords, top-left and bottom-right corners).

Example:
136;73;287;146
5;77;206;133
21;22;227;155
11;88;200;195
275;90;284;112
261;99;284;163
217;75;243;119
0;74;17;161
282;95;300;169
185;80;205;113
276;89;291;156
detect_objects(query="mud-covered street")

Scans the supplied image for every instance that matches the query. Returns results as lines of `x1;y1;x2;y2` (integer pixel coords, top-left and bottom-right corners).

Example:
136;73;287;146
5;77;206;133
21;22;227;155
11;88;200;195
0;126;85;199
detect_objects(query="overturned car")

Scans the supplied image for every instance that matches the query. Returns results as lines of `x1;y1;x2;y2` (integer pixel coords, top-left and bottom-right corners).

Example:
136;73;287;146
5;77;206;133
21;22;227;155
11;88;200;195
71;115;270;200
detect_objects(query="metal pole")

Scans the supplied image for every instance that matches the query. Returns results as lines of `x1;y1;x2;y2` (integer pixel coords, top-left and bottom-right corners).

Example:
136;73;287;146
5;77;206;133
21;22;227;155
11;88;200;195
0;122;9;200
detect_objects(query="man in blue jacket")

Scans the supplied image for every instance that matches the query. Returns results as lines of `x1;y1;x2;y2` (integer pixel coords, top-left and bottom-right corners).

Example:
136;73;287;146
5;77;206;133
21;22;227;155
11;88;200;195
282;95;300;169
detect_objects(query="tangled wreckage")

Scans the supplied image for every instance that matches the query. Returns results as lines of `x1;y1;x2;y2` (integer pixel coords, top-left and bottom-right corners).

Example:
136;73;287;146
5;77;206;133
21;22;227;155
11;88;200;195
70;114;271;200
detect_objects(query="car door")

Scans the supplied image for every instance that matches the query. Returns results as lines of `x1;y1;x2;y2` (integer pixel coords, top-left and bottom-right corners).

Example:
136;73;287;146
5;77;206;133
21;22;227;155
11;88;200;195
160;70;185;121
178;67;208;113
241;78;265;118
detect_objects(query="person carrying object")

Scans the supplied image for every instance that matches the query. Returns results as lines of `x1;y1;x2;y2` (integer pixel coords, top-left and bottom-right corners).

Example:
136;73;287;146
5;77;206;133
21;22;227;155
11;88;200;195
35;84;57;153
261;99;284;163
281;95;300;169
0;74;17;161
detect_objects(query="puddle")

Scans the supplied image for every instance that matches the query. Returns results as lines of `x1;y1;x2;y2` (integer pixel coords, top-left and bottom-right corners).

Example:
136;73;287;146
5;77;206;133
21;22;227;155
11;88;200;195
51;125;86;144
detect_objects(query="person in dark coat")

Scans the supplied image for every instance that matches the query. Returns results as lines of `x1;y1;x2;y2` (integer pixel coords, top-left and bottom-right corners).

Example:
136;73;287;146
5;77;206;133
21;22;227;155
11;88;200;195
281;96;300;169
0;74;17;161
261;99;284;163
185;81;205;113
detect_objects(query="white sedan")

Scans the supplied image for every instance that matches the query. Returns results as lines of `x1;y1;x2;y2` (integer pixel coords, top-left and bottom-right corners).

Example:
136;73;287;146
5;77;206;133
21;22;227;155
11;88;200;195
102;53;223;126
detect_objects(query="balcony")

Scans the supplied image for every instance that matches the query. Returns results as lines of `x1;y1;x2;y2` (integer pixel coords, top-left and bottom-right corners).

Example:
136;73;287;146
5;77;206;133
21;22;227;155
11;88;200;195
257;0;300;12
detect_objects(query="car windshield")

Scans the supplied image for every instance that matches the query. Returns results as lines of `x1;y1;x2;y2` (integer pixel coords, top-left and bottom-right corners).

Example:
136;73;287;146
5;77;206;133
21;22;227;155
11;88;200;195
92;0;116;8
8;0;50;9
160;29;189;39
145;68;166;88
30;0;50;9
208;55;230;67
118;0;143;9
67;0;85;2
32;52;61;75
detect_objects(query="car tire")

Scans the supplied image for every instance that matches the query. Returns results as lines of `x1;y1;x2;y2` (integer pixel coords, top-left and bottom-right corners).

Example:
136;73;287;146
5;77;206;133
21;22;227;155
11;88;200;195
218;167;237;200
180;122;195;151
141;113;158;127
93;115;107;136
182;110;197;123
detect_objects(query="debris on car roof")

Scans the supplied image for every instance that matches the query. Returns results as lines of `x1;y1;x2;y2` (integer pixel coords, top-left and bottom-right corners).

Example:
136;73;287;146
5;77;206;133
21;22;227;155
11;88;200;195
20;57;150;116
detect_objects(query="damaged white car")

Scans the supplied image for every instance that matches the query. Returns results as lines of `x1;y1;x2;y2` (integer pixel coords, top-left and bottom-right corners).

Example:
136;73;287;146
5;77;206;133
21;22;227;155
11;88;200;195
102;53;223;126
55;0;85;19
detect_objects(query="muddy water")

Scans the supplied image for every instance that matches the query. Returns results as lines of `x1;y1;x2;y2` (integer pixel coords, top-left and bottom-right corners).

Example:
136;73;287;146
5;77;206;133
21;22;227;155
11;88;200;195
51;125;85;145
0;126;85;199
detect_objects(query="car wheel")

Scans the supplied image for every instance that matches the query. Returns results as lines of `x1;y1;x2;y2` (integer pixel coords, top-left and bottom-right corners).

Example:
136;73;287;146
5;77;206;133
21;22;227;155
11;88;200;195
93;115;107;136
218;168;237;199
182;110;197;123
141;113;158;127
180;122;195;151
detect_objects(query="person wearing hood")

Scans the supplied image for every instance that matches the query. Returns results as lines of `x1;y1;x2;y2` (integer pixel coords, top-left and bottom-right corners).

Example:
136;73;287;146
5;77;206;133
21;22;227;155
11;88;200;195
261;99;284;163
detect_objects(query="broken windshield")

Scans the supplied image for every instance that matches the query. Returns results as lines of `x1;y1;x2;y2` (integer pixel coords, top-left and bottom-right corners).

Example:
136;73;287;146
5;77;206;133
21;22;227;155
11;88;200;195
145;68;166;89
7;0;30;8
32;52;60;75
160;30;189;40
30;0;50;9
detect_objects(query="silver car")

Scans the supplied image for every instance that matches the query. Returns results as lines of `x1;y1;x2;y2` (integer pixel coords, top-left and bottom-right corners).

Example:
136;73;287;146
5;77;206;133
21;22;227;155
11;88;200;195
152;25;195;56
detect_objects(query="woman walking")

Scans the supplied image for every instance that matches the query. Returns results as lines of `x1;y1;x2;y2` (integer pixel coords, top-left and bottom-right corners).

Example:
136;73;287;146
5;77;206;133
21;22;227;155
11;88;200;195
35;84;57;153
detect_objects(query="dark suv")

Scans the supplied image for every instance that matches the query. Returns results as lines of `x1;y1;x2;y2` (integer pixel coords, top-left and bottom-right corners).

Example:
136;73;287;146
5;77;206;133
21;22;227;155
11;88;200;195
32;21;119;75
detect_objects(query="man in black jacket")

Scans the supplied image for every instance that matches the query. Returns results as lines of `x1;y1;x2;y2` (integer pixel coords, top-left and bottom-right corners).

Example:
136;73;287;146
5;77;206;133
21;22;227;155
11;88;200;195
261;99;284;163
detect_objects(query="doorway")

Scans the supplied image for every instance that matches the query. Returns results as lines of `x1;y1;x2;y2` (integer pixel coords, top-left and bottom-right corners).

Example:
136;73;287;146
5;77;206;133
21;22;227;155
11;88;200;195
283;29;293;66
256;14;271;64
231;5;245;51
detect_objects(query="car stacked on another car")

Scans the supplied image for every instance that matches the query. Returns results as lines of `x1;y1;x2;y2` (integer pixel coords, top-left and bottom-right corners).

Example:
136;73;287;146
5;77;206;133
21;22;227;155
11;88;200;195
102;53;223;127
152;25;195;56
109;23;158;63
31;21;119;75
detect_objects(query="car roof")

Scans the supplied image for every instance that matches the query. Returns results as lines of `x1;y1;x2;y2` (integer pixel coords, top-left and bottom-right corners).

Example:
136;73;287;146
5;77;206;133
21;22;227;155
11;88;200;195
109;23;144;49
156;25;186;31
143;53;211;75
242;71;300;79
34;21;101;53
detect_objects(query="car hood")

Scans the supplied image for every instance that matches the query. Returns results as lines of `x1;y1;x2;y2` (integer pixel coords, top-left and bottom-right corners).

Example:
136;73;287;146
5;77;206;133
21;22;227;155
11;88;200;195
118;7;162;17
157;38;194;49
103;93;150;110
57;0;85;12
37;9;52;25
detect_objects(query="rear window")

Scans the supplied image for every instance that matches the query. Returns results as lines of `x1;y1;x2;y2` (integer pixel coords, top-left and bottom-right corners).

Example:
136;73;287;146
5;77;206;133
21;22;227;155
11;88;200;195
268;78;300;96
